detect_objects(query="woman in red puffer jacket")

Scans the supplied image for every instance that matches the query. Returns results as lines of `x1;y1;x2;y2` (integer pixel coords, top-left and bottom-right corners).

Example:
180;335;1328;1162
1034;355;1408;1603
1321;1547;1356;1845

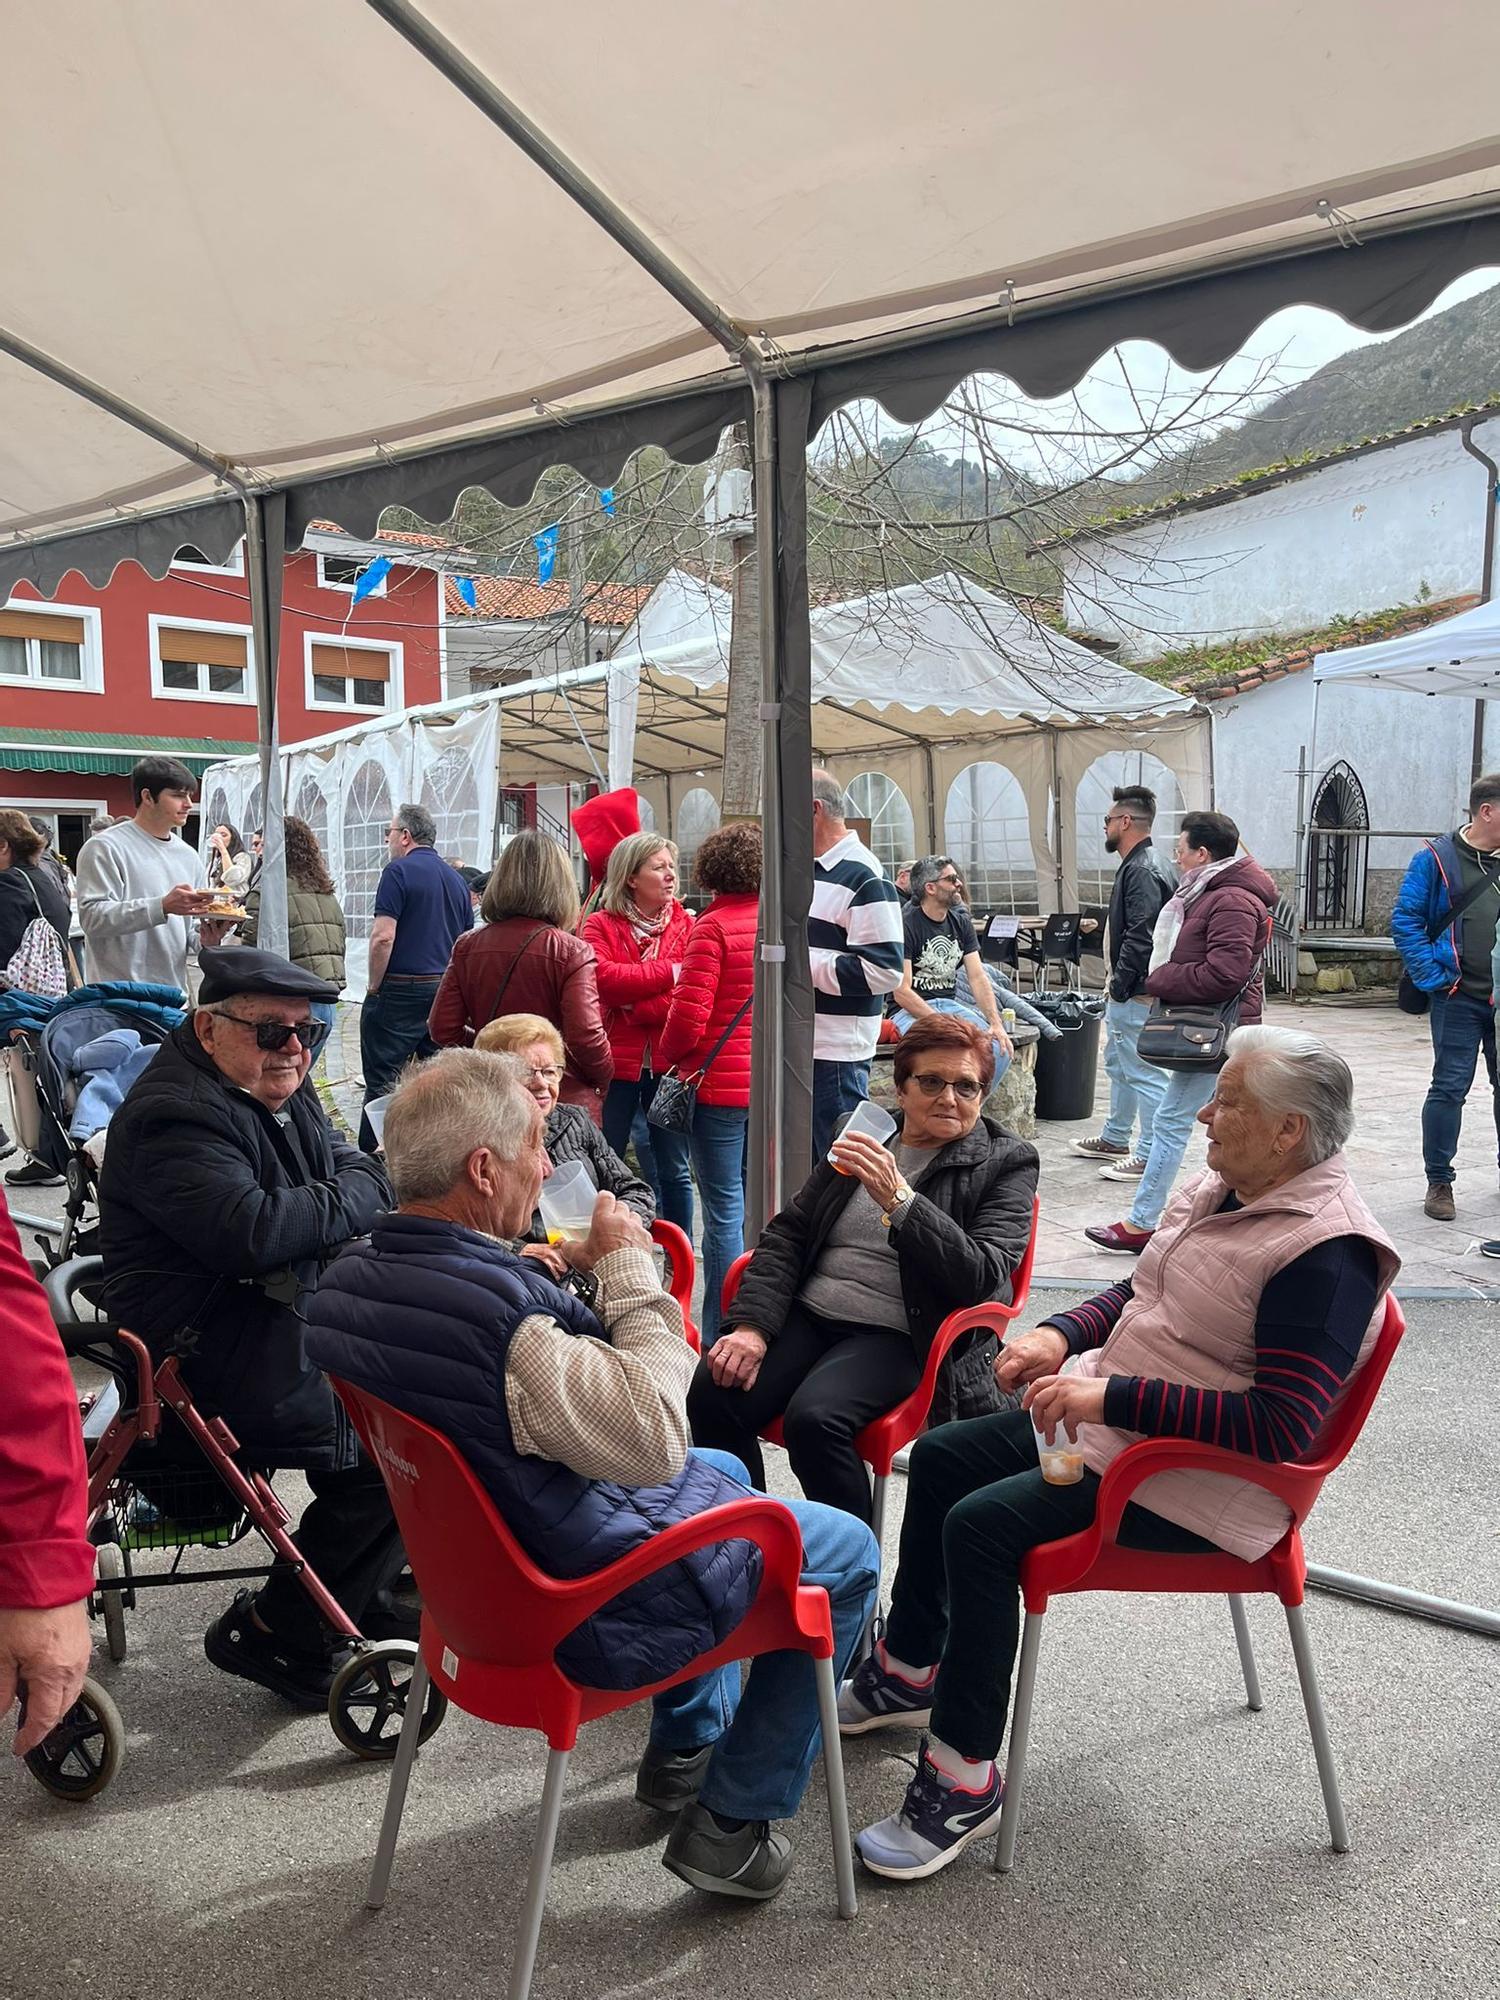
656;824;760;1345
580;832;695;1230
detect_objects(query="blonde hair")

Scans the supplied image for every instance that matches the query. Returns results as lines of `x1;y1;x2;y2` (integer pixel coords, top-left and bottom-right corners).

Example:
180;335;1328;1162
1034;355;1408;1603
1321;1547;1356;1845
600;832;678;916
481;829;580;930
383;1049;536;1202
474;1013;565;1065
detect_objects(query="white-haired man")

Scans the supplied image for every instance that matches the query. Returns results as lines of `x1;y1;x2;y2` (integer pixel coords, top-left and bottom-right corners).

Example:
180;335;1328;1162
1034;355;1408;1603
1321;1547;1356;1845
304;1048;879;1903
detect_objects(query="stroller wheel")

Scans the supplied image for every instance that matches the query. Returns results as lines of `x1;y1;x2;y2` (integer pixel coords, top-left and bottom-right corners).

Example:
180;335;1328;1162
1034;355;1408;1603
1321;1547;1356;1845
328;1642;448;1761
94;1542;128;1663
24;1677;125;1801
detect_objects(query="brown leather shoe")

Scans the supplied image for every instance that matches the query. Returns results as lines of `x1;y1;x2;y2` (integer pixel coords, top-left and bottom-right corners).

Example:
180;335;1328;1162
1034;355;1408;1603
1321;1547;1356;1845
1424;1181;1456;1221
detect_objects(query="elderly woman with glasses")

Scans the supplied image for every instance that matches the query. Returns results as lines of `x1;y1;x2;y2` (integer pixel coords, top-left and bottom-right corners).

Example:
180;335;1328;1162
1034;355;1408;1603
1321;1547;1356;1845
688;1015;1038;1524
474;1012;655;1279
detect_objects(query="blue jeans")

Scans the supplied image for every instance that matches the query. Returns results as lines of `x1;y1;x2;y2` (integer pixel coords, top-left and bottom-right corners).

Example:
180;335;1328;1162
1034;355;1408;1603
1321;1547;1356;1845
358;978;440;1151
893;997;1011;1083
811;1058;870;1160
690;1103;748;1347
1127;1067;1217;1229
603;1074;693;1234
648;1450;880;1822
1099;995;1168;1153
1422;989;1500;1183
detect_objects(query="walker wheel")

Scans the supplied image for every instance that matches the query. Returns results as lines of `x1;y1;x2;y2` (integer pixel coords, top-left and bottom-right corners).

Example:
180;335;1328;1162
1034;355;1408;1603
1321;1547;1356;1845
328;1641;448;1761
24;1676;125;1801
94;1541;128;1662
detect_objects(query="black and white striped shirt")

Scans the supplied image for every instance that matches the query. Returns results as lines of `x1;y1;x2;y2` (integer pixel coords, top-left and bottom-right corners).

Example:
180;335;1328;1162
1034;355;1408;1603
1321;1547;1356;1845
809;830;904;1061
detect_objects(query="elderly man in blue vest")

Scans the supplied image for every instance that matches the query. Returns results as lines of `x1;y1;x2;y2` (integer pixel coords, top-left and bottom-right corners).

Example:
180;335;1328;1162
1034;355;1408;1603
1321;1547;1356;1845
305;1047;878;1902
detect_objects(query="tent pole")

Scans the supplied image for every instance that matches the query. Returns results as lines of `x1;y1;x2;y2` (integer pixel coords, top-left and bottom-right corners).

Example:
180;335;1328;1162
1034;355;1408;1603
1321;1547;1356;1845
748;367;785;1232
923;742;939;852
242;493;289;959
1049;728;1065;912
1290;679;1322;990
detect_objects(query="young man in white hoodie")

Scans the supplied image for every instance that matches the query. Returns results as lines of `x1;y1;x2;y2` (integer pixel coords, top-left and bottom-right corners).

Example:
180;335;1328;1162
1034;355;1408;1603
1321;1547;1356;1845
76;756;231;989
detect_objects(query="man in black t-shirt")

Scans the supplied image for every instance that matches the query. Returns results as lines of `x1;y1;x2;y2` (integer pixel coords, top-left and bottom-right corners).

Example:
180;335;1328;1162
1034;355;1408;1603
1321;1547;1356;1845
893;856;1011;1057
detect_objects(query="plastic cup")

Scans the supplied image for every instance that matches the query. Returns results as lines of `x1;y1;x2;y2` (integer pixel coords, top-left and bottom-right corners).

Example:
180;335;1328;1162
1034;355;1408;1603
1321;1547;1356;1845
538;1158;598;1241
364;1094;393;1151
1033;1359;1086;1485
828;1098;897;1171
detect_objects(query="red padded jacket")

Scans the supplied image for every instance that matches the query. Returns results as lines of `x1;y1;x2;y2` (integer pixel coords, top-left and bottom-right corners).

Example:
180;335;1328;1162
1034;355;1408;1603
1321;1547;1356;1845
579;901;694;1082
428;915;613;1118
655;891;757;1107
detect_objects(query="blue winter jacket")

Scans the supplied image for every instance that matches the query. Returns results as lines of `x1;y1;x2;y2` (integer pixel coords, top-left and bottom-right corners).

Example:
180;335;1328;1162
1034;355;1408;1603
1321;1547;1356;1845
304;1214;761;1690
1390;836;1466;994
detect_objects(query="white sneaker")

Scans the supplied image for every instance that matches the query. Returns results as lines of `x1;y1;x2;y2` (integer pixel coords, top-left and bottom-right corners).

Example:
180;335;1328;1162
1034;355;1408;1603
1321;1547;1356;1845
1098;1155;1148;1181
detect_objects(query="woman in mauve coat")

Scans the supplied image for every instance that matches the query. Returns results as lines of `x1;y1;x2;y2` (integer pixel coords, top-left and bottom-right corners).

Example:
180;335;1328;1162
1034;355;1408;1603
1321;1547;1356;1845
656;823;760;1344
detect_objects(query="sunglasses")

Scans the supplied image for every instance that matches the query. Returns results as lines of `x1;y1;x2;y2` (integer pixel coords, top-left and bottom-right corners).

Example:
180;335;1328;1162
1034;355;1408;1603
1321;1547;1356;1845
214;1009;327;1052
909;1071;983;1100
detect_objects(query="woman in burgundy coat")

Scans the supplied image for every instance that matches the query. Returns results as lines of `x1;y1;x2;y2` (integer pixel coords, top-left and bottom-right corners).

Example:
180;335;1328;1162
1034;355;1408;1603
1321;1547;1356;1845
656;824;760;1343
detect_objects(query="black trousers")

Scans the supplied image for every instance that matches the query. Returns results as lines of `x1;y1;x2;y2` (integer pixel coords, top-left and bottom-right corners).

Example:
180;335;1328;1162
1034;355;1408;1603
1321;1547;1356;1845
255;1455;407;1653
358;978;441;1151
886;1408;1216;1760
687;1303;920;1524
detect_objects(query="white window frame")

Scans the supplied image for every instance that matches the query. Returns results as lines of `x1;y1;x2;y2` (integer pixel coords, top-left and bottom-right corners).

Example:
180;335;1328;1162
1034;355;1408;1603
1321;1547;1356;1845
148;612;257;706
303;631;404;714
0;598;105;694
170;541;245;576
317;551;388;597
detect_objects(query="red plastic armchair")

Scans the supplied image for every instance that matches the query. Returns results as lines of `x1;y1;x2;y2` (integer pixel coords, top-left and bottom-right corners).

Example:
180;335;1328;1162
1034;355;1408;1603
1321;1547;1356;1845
721;1196;1040;1568
330;1377;857;2000
651;1218;700;1350
993;1290;1408;1872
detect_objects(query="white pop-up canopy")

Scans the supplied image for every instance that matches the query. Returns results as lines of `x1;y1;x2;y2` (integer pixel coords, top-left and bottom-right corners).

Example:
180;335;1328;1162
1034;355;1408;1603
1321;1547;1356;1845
1313;594;1500;693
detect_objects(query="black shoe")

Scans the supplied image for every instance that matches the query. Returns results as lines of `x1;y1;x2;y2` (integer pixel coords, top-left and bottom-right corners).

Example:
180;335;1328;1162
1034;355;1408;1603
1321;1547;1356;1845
203;1589;347;1711
636;1741;714;1815
5;1157;63;1187
362;1578;421;1643
0;1125;14;1163
1480;1240;1500;1260
662;1802;792;1900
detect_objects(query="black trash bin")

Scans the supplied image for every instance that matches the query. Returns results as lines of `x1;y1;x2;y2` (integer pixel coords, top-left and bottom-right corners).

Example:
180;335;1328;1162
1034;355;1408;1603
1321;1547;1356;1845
1031;993;1106;1121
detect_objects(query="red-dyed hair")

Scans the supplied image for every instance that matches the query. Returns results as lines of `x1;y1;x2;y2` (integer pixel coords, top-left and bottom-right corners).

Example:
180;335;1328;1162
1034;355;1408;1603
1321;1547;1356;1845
893;1013;995;1093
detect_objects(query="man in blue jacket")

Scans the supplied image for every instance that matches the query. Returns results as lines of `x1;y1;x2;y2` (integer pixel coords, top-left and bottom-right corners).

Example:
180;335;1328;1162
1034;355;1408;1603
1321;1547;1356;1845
304;1048;878;1903
1390;772;1500;1219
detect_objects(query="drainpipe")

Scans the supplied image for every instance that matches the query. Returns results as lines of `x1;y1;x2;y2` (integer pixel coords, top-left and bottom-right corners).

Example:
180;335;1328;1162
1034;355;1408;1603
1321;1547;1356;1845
1460;416;1499;784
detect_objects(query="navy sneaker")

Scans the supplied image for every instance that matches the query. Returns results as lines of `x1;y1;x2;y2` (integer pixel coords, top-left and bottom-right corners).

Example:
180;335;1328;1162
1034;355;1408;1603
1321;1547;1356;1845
855;1738;1004;1880
837;1645;935;1735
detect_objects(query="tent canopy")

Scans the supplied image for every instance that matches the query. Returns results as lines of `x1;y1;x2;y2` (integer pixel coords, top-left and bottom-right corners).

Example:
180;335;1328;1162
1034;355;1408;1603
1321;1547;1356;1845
1312;593;1500;694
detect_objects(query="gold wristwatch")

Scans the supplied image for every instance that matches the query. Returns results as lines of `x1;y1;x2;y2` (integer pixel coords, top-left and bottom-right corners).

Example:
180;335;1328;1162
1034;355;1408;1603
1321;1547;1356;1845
881;1182;913;1230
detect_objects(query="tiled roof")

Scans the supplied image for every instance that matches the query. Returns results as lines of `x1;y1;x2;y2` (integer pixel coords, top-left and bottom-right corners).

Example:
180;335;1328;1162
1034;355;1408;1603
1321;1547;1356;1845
1166;595;1479;703
442;575;652;626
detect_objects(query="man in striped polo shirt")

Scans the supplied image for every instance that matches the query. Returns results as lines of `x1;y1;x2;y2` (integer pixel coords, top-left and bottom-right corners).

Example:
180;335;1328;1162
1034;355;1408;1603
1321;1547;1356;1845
808;769;905;1156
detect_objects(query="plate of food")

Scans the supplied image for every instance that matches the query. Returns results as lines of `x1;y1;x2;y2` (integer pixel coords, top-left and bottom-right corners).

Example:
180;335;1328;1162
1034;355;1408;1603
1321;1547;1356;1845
202;900;248;922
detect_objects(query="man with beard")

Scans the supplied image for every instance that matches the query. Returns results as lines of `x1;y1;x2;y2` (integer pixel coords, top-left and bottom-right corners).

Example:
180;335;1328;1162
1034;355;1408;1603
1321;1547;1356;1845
892;855;1012;1063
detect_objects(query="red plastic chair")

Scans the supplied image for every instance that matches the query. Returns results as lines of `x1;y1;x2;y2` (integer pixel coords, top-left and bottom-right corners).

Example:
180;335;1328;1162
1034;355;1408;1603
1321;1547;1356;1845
329;1377;857;2000
721;1198;1040;1563
993;1290;1408;1871
651;1218;700;1351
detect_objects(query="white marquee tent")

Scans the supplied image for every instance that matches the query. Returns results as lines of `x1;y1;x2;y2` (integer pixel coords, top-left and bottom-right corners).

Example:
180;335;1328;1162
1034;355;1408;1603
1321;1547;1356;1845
1312;593;1500;693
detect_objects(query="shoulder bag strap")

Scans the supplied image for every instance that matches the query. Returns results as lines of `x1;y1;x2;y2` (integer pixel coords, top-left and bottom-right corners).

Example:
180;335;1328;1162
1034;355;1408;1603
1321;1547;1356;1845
1425;842;1496;943
486;924;548;1023
682;992;754;1082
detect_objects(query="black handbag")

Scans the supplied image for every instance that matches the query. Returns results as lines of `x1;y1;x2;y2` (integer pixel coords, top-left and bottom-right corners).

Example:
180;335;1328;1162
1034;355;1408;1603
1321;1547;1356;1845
646;994;753;1133
1137;912;1271;1072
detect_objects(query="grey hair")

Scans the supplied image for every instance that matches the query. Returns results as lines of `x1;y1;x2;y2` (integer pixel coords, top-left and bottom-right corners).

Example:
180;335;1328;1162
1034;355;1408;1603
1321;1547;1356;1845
909;854;957;898
381;1049;537;1203
393;802;437;847
811;768;850;820
1225;1025;1355;1164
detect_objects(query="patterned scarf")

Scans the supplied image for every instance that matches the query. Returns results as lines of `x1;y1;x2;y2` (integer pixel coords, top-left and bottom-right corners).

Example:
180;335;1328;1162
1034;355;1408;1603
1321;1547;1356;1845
624;894;672;954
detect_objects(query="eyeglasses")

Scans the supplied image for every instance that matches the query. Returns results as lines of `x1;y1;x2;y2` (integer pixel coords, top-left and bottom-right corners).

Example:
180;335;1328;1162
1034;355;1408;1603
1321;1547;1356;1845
935;872;961;886
525;1065;562;1083
213;1010;326;1052
909;1071;983;1100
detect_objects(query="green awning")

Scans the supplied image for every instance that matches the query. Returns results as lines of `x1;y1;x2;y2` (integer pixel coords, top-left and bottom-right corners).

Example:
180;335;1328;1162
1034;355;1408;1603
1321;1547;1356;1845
0;730;251;778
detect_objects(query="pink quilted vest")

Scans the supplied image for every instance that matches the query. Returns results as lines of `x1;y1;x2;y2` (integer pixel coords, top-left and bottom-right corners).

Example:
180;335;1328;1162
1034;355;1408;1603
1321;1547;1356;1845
1070;1155;1399;1561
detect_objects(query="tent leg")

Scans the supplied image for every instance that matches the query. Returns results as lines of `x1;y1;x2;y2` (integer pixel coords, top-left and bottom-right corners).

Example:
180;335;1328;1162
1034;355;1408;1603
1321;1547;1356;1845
749;366;785;1236
242;492;289;960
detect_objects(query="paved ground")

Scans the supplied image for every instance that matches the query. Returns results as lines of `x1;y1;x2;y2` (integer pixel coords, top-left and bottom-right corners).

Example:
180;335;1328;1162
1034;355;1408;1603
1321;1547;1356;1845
1;1265;1494;2000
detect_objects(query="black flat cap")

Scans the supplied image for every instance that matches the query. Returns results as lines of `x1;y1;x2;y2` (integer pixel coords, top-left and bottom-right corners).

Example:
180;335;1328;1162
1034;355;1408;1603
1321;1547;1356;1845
198;946;339;1006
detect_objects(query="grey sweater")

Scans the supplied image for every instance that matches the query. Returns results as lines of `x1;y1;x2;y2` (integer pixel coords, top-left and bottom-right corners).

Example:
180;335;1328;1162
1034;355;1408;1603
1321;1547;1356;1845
76;820;205;989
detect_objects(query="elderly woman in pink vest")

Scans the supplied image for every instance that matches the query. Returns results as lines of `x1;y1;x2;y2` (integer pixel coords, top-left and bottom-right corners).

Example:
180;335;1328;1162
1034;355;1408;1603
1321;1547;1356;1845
838;1024;1399;1883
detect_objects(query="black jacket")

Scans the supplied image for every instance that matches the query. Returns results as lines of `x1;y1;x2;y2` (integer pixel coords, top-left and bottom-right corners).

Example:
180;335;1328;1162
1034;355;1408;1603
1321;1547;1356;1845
730;1112;1037;1367
0;860;71;967
97;1022;391;1467
1106;839;1175;1000
522;1102;656;1242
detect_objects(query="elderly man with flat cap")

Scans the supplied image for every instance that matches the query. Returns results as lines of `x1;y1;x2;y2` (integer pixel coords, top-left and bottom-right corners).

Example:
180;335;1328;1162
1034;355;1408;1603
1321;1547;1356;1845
99;945;405;1708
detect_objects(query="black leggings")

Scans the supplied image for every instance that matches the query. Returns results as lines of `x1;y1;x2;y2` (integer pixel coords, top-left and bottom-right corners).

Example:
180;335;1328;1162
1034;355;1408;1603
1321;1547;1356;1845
885;1407;1216;1760
687;1304;920;1524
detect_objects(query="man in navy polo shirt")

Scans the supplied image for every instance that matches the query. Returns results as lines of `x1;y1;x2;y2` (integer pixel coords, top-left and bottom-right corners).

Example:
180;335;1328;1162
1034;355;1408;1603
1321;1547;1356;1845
358;802;472;1149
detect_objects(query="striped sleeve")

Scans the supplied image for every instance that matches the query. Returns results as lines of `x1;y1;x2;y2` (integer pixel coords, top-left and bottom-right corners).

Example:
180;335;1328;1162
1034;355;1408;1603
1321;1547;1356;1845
1041;1281;1134;1355
1101;1236;1379;1462
808;856;904;1005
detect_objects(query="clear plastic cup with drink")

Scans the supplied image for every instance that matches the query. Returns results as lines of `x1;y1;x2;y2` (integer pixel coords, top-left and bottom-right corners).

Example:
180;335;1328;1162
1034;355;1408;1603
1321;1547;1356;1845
828;1098;897;1171
364;1094;393;1151
538;1159;598;1243
1033;1356;1087;1485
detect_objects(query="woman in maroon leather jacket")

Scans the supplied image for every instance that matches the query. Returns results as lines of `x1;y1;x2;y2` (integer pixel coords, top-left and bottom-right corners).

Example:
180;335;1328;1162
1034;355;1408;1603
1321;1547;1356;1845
428;830;613;1122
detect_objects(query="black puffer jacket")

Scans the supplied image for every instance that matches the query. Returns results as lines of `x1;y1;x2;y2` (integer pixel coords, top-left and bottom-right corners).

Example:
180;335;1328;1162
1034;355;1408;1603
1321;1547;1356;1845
520;1102;656;1243
731;1112;1038;1391
1106;839;1176;1001
97;1022;391;1466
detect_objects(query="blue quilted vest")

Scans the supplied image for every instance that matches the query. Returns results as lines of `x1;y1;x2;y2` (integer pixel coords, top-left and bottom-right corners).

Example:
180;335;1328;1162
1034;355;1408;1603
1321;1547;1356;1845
304;1213;761;1689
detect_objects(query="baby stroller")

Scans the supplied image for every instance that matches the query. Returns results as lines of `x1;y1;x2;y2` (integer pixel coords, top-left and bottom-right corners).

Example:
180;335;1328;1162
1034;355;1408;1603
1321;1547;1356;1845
0;981;183;1266
23;1257;449;1803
